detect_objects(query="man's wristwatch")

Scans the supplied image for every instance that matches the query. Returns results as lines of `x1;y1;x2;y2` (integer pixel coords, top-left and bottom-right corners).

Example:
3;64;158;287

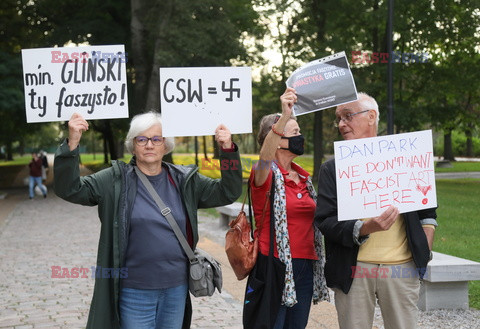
429;251;433;261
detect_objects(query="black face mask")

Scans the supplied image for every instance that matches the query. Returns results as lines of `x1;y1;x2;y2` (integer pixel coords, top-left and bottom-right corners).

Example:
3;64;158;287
280;135;305;155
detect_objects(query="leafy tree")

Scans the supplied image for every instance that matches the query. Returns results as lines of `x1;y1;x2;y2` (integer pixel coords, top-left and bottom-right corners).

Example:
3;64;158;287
0;0;50;160
0;51;28;160
34;0;131;162
273;0;479;166
131;0;261;161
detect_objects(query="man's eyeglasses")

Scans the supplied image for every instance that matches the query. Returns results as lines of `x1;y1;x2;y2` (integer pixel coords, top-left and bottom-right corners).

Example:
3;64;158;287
333;110;370;128
134;136;165;146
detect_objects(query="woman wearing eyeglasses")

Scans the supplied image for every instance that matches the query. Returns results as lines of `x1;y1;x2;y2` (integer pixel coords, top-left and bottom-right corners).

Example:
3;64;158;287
54;111;242;329
244;87;329;328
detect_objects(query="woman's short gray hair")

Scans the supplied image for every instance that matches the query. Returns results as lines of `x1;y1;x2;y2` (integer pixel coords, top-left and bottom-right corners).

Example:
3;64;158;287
124;111;175;154
257;113;296;147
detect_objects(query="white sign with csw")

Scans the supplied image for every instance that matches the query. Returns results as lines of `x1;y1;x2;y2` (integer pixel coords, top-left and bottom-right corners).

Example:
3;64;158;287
159;66;252;137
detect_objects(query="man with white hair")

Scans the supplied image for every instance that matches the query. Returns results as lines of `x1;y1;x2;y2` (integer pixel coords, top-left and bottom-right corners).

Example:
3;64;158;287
315;93;438;329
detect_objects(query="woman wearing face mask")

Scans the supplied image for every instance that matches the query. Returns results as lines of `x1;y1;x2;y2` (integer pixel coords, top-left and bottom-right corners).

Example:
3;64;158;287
248;87;329;328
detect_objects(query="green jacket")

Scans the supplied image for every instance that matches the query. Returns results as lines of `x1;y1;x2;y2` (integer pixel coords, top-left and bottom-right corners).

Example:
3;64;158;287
54;141;242;328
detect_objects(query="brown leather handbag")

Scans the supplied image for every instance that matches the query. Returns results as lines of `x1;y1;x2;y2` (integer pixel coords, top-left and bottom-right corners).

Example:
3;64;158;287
225;185;268;280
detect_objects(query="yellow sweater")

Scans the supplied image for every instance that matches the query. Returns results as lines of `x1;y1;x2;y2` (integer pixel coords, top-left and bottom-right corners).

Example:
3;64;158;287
357;214;413;265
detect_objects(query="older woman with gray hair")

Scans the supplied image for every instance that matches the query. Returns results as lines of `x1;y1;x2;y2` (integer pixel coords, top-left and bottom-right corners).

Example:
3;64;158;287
54;111;242;329
245;87;329;329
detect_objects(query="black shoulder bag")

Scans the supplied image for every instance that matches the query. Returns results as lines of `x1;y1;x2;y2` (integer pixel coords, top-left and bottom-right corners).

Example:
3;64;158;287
243;177;286;329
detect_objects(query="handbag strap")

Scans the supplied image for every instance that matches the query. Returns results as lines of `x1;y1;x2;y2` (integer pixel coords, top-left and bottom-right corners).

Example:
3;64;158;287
268;174;276;257
247;184;254;239
248;176;271;239
134;166;197;264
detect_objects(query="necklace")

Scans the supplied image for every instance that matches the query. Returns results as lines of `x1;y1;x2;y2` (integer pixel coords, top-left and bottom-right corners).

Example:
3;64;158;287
286;170;299;181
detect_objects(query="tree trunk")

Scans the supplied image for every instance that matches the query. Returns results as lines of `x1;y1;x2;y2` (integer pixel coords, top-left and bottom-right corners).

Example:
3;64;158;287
310;0;327;183
213;136;219;159
144;1;173;111
130;0;151;114
6;140;13;161
465;123;473;157
117;140;125;159
103;135;109;164
202;136;209;160
194;136;199;167
443;130;455;161
313;110;324;183
104;121;118;161
142;0;174;164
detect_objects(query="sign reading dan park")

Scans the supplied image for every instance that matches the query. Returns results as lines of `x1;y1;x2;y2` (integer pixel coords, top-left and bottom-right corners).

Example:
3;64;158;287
21;45;128;123
334;130;437;221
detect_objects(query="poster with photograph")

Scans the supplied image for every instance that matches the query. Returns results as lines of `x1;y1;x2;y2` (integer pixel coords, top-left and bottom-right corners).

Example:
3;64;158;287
286;51;357;116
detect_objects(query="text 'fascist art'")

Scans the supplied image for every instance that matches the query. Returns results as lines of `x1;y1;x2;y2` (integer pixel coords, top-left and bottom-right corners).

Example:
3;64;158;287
334;130;437;220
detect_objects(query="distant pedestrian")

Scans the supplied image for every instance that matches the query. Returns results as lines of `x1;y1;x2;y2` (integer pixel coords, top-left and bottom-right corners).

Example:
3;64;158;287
28;152;47;199
40;150;49;181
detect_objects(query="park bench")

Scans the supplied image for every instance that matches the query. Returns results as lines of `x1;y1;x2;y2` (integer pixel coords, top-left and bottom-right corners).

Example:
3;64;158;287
418;251;480;310
215;202;250;228
215;205;480;311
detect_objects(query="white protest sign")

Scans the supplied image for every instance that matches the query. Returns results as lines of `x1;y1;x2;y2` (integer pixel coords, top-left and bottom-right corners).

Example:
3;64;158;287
160;67;252;137
334;130;437;221
22;45;128;123
286;51;358;116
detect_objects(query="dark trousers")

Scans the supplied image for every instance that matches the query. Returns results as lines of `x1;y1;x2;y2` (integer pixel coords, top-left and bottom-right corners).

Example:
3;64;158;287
273;258;314;329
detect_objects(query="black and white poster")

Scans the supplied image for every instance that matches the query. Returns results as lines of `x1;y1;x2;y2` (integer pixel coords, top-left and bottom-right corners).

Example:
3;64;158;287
286;51;358;116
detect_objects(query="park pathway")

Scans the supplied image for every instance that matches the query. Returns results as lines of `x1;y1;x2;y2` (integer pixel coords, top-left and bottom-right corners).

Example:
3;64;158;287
0;179;478;328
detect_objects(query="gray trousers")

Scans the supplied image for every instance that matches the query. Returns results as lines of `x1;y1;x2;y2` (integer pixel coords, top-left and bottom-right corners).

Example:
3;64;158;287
333;260;420;329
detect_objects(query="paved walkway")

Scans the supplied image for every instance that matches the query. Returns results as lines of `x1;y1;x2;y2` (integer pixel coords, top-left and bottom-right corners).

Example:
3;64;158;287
0;190;336;329
0;188;479;328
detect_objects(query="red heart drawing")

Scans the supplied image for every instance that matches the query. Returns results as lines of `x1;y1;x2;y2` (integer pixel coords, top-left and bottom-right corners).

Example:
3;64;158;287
416;185;432;196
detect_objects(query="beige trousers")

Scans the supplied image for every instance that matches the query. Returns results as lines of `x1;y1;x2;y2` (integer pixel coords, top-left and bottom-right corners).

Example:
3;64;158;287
333;261;420;329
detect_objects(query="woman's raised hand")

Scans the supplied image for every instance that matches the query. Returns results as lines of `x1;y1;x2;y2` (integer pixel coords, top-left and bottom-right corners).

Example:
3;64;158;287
68;113;89;151
279;87;297;118
215;124;233;149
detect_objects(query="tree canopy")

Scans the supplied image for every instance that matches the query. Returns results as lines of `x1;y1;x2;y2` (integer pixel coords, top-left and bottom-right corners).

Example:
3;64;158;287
0;0;478;165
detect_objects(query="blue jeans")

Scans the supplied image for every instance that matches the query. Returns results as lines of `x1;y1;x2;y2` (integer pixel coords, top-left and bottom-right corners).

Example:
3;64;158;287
120;284;188;329
273;258;314;329
29;176;46;198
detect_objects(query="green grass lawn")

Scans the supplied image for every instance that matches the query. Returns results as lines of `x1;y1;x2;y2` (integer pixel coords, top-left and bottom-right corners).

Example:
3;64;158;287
0;155;33;166
435;161;480;173
434;179;480;309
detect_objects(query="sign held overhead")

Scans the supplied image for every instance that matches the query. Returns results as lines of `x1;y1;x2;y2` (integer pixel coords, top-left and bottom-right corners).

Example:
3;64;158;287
22;45;129;123
286;51;358;116
160;67;252;137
